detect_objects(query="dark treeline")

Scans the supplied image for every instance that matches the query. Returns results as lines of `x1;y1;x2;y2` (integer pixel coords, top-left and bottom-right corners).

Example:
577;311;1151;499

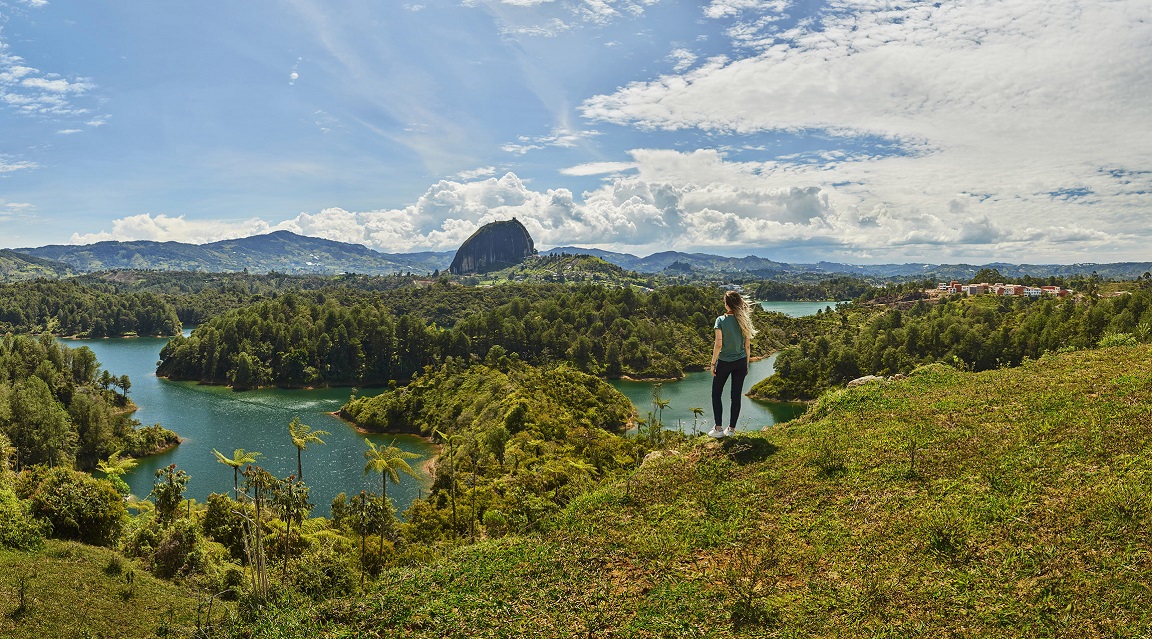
0;279;181;337
752;288;1152;400
156;283;792;388
78;270;416;325
0;334;178;470
751;276;874;302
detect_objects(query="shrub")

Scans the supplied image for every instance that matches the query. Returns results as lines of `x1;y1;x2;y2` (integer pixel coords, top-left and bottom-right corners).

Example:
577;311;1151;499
0;486;49;550
293;541;358;600
202;492;249;562
1099;332;1138;348
152;518;207;579
28;467;126;546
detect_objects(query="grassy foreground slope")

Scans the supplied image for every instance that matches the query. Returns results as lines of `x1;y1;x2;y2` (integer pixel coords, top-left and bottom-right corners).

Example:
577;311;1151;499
0;540;198;638
280;345;1152;638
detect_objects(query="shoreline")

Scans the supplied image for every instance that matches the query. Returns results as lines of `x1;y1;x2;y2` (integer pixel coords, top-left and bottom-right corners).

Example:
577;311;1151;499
329;410;441;481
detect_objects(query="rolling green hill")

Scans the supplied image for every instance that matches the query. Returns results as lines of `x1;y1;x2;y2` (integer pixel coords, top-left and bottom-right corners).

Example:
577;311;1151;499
3;344;1149;637
221;344;1152;637
0;249;72;282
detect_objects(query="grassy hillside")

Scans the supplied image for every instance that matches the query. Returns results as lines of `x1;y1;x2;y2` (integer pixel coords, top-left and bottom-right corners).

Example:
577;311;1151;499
4;345;1149;637
0;249;72;282
0;540;199;638
236;344;1152;637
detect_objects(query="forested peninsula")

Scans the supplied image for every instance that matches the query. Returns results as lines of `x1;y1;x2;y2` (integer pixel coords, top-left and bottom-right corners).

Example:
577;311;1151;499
0;334;177;470
155;283;793;388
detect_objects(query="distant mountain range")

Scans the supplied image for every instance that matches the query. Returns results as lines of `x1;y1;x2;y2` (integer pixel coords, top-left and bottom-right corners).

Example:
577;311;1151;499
16;231;453;276
544;247;1152;281
1;232;1148;282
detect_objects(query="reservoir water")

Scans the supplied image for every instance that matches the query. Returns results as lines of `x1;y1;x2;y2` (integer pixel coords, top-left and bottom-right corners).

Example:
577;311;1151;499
758;300;843;316
61;300;820;514
608;354;806;435
60;337;435;517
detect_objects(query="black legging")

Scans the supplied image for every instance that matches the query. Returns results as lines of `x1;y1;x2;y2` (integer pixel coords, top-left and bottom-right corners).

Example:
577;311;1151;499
712;357;748;428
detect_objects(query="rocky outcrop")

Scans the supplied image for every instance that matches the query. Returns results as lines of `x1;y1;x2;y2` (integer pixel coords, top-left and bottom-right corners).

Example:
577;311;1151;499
448;219;537;275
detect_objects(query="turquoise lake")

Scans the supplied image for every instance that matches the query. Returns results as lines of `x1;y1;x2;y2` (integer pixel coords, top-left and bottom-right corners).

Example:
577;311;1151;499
60;301;820;515
60;336;436;517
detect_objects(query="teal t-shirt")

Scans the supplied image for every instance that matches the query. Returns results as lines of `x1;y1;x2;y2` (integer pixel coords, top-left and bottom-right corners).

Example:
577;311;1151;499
714;314;747;362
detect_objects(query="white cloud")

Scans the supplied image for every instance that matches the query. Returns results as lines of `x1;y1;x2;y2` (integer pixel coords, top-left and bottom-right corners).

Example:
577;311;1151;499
56;128;81;134
559;161;637;176
1;39;98;118
69;214;276;245
73;165;1141;262
502;127;600;156
575;0;1152;259
499;18;571;37
667;48;697;72
455;166;497;180
0;156;38;173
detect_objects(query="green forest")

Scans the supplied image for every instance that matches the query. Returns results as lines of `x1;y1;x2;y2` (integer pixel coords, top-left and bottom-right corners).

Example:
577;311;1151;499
752;285;1152;400
156;283;792;388
0;334;177;470
0;279;181;337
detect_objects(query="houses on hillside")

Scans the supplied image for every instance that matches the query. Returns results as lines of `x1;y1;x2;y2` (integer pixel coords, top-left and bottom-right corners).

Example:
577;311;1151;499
935;281;1071;298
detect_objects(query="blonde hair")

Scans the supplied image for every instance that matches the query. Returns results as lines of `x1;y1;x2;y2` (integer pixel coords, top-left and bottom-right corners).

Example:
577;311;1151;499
725;291;758;340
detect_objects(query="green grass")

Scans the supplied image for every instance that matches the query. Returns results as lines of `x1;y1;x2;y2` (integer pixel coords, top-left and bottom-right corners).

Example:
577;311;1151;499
214;344;1152;638
11;345;1152;637
0;540;199;639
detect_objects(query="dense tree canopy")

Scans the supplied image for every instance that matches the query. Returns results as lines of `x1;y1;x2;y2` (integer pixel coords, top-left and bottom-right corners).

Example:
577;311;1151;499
0;279;180;337
156;284;792;388
0;334;178;469
342;351;639;539
752;289;1152;400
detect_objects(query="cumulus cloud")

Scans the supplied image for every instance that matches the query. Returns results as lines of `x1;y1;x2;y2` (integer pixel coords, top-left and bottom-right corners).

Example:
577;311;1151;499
69;214;275;245
667;48;697;72
574;0;1152;259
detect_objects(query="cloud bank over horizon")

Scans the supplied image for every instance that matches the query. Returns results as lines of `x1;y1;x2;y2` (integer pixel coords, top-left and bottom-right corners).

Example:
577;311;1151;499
5;0;1152;263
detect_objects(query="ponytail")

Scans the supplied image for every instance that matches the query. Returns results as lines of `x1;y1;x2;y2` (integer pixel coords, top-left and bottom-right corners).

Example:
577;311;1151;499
725;291;758;340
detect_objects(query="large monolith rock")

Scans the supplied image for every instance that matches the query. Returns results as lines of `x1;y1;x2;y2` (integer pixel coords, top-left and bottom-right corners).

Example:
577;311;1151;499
448;218;537;274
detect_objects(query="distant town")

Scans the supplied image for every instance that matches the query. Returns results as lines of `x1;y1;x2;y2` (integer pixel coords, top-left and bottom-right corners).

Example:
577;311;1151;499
935;281;1072;298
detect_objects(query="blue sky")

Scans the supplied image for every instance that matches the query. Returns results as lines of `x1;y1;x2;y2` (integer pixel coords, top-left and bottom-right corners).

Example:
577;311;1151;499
1;0;1150;263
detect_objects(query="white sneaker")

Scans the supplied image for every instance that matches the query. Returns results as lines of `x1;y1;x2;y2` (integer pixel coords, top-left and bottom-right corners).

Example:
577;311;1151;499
724;426;736;437
707;427;725;438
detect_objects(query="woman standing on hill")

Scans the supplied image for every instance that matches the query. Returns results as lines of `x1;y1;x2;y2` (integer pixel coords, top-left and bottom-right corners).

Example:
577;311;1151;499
708;291;757;438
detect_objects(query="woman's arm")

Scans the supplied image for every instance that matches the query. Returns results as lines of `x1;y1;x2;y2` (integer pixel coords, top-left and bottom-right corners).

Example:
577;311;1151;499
712;328;723;375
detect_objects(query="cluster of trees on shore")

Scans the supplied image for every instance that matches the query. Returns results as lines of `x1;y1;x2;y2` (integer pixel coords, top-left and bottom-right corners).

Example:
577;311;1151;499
752;289;1152;400
0;334;178;470
0;279;180;337
155;284;792;388
750;276;873;302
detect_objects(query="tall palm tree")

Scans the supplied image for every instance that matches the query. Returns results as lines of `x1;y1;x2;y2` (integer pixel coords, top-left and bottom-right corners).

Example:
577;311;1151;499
288;417;329;481
363;438;420;548
213;448;261;498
